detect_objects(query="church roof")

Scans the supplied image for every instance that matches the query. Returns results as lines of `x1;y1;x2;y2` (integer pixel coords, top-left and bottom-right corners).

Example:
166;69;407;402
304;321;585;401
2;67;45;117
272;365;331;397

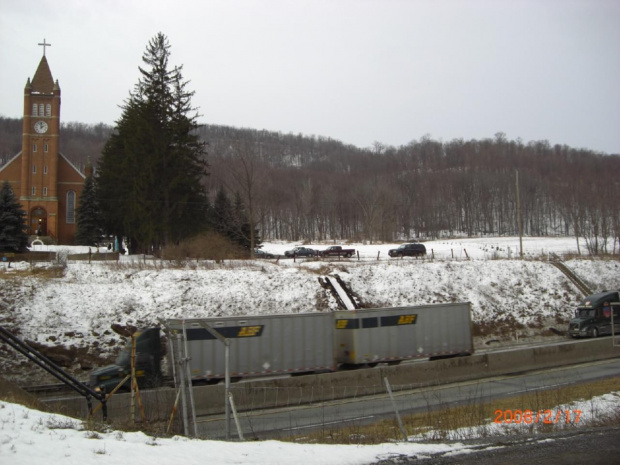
30;56;55;94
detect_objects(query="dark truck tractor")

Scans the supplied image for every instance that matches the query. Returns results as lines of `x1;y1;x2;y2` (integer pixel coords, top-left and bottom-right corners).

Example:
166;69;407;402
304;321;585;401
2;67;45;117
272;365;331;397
567;291;620;338
89;328;163;393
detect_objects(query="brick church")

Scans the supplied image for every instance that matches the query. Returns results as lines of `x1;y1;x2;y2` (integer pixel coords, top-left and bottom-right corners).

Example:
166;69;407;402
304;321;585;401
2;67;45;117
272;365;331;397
0;41;86;244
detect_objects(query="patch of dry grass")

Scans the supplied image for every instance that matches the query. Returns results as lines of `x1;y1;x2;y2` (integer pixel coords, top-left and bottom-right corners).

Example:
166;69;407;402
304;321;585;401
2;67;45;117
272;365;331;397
0;376;48;411
0;265;66;280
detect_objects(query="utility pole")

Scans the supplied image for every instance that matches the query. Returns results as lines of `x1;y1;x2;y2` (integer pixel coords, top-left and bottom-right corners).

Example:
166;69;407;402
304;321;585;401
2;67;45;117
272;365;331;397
516;170;523;259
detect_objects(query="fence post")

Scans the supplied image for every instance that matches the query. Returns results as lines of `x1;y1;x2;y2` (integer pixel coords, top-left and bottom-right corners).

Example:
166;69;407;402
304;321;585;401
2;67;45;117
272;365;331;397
383;377;408;442
181;323;198;437
228;392;245;441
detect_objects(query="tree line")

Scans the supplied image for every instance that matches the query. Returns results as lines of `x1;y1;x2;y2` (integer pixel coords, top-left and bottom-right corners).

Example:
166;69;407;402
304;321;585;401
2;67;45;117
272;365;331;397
205;131;620;254
2;35;619;254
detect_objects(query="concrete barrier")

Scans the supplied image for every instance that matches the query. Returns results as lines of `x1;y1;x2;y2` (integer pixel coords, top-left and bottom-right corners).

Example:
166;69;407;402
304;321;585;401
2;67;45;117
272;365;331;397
43;337;620;422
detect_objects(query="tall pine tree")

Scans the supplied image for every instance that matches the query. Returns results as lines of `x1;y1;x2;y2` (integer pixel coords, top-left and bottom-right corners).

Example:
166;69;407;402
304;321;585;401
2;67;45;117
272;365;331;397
0;181;29;253
213;186;234;240
96;33;209;253
232;191;261;251
211;187;261;251
75;173;102;246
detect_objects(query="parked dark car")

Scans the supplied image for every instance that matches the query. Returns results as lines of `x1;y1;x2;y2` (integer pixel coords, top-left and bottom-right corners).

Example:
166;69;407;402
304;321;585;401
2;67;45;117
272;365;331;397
567;291;620;338
284;246;316;258
254;249;275;259
388;243;427;258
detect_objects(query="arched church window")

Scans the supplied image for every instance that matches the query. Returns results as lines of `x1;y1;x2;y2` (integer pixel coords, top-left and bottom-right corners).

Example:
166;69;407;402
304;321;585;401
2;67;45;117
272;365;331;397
46;104;51;117
66;191;76;224
32;104;38;116
39;104;44;115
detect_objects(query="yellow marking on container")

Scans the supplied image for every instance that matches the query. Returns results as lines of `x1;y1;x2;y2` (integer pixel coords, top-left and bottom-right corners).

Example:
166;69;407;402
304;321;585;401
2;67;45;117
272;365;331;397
398;314;417;325
238;326;261;337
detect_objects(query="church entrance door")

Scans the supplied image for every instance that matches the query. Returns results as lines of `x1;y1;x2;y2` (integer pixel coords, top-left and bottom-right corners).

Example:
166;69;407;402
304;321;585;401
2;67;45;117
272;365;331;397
31;207;47;236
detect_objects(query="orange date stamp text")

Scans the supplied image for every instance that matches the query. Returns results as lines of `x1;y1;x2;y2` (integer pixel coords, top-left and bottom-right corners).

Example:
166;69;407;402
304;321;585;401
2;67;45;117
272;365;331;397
494;409;582;424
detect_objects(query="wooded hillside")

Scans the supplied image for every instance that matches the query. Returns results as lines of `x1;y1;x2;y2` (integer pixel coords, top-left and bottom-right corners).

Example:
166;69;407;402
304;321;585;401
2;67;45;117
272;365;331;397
2;116;619;251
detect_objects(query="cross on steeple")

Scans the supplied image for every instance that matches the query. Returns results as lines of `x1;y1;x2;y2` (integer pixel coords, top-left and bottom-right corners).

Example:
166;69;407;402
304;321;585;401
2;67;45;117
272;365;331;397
38;38;51;56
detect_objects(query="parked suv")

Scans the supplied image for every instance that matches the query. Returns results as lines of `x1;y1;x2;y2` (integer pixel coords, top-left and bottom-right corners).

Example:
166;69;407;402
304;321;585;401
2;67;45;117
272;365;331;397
388;243;427;258
567;291;620;338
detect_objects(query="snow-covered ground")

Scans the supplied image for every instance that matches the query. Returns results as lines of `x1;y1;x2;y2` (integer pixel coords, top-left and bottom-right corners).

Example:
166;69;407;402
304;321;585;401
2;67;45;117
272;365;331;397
2;236;620;463
1;391;618;464
2;237;620;383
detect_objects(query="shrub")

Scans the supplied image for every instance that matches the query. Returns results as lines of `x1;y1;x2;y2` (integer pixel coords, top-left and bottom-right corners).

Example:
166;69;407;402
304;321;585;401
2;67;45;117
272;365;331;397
162;232;248;262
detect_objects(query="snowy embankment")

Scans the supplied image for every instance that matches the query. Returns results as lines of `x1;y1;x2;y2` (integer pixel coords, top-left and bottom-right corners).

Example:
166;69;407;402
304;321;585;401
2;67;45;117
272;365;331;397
1;391;619;464
1;237;620;463
1;237;619;383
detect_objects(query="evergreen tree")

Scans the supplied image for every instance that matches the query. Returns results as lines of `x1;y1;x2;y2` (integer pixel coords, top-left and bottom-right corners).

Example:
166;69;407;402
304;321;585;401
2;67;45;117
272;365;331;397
96;33;208;253
213;186;234;239
75;174;102;246
211;188;262;251
232;191;261;250
0;181;29;253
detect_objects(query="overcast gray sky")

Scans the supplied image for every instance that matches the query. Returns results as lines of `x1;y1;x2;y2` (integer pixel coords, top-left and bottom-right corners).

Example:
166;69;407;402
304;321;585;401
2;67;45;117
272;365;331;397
1;0;619;154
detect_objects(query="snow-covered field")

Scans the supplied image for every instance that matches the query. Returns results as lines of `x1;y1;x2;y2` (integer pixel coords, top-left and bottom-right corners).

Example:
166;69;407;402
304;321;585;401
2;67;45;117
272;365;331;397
2;237;620;383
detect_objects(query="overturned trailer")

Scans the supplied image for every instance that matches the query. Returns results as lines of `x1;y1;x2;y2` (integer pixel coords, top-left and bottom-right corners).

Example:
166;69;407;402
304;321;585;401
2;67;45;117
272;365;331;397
165;302;473;383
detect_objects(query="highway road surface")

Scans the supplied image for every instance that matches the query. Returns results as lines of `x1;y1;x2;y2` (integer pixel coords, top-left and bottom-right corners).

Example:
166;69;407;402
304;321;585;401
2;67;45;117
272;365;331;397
195;358;620;440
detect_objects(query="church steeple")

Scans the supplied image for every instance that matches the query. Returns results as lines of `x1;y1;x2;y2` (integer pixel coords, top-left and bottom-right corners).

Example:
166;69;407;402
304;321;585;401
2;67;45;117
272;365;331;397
31;56;55;94
19;41;62;239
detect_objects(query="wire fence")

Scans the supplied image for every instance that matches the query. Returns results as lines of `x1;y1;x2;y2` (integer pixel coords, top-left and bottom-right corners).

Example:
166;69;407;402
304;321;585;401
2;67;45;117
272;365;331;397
186;367;619;442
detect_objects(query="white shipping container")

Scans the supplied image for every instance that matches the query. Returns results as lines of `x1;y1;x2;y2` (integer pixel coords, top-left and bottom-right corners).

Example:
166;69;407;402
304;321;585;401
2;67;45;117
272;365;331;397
333;303;473;364
166;312;335;381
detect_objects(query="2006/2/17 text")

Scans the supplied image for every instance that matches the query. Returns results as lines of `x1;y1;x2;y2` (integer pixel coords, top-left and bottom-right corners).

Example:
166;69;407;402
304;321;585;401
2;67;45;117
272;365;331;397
494;409;582;424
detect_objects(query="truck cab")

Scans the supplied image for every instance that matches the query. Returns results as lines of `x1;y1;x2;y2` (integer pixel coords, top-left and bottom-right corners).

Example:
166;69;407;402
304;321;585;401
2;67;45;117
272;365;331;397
567;291;620;338
89;328;163;393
